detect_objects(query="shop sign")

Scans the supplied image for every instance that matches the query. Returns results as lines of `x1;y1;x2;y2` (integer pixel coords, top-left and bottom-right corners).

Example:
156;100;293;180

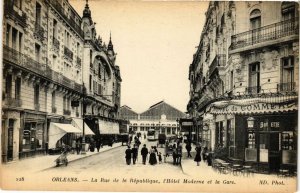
210;102;296;114
182;122;193;126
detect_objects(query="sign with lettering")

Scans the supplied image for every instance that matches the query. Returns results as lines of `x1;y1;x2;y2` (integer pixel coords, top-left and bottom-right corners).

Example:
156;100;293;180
181;122;193;126
210;102;297;114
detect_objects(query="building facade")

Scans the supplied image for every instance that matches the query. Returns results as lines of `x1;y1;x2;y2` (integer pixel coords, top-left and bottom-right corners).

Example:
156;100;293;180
120;101;186;136
188;1;298;171
2;0;122;162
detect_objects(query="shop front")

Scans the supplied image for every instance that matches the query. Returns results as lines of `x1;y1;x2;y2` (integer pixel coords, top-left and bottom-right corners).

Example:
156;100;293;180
19;111;47;159
209;95;298;172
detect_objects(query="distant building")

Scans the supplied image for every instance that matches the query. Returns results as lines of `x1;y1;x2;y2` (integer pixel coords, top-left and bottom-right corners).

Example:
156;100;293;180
188;2;298;172
120;101;186;136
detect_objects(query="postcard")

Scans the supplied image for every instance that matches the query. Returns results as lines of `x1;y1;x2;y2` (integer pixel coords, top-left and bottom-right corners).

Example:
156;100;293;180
1;0;298;192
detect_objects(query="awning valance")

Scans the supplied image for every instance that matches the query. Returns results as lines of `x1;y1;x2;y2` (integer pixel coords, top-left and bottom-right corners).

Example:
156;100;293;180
99;120;119;134
208;96;297;115
49;123;82;149
71;118;95;135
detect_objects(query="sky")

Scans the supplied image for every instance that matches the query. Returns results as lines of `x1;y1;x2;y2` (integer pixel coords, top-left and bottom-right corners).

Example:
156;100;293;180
70;0;208;113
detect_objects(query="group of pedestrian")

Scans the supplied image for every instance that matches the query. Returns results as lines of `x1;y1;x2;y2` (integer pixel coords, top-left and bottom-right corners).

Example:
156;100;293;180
193;144;210;166
125;144;162;165
171;143;182;165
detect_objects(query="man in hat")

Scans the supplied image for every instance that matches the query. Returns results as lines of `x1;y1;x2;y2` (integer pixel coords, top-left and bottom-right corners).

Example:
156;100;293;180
125;146;132;165
141;144;149;165
132;144;138;164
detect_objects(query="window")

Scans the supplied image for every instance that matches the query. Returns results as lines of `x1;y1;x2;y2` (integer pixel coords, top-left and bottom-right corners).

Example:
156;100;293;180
247;132;256;149
6;74;12;98
14;0;22;8
63;96;66;110
249;63;260;94
90;49;93;67
12;28;17;50
215;121;224;147
34;84;39;105
15;77;21;100
35;44;41;62
230;70;234;90
53;55;57;68
35;2;41;26
52;91;55;108
280;56;294;91
19;32;23;52
6;24;11;46
23;122;43;151
250;9;261;29
53;19;57;39
281;132;295;150
65;31;70;47
89;75;92;91
77;42;80;55
282;2;296;20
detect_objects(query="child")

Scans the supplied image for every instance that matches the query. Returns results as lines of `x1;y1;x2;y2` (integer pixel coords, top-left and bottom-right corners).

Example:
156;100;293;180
158;152;162;164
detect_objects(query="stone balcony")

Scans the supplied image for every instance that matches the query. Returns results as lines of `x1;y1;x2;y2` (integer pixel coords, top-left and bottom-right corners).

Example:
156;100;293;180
4;1;27;28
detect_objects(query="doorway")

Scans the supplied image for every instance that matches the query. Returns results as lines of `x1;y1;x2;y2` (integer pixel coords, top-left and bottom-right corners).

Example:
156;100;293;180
7;119;14;161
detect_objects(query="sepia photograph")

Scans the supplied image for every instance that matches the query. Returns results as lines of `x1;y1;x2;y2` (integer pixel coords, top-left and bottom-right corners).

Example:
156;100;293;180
0;0;298;192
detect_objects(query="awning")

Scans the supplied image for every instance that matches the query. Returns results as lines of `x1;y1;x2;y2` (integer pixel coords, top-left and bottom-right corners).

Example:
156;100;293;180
71;118;95;135
99;120;120;134
208;96;298;115
48;123;82;149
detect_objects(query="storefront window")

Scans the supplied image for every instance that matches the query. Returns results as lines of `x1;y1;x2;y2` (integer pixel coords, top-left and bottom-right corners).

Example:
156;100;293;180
23;122;36;151
247;132;256;149
35;123;44;149
282;131;294;150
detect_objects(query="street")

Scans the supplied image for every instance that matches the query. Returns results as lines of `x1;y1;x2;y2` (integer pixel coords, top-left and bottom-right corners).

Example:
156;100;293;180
43;139;185;178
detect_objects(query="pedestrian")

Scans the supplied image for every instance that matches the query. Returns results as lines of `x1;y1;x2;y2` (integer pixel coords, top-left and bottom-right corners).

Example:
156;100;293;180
149;146;157;165
153;146;158;155
96;139;101;152
202;147;208;162
176;144;182;165
185;142;192;158
132;144;138;165
71;139;76;154
194;144;202;166
125;146;132;165
158;152;162;164
172;144;177;165
129;135;133;144
76;138;81;155
141;144;149;165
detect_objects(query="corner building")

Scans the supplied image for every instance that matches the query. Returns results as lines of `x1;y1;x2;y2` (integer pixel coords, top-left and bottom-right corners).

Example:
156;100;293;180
2;0;122;162
188;1;298;172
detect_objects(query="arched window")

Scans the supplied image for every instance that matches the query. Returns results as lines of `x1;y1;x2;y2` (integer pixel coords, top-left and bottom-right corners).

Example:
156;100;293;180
250;9;261;29
282;2;296;20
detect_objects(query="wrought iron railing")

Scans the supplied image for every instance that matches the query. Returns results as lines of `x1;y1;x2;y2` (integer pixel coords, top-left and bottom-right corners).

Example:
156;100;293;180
5;97;22;107
47;0;84;37
34;23;45;41
52;37;60;51
64;46;73;62
4;1;27;28
245;86;261;94
209;54;226;77
277;82;296;92
231;18;299;50
3;45;83;92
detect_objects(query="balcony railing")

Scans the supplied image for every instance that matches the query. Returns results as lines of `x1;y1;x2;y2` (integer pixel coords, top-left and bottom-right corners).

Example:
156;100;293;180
52;107;57;113
64;46;73;62
231;18;299;50
277;82;296;92
5;97;22;107
63;109;71;116
76;57;82;68
4;1;27;28
34;23;45;41
3;45;83;92
52;37;60;51
47;0;84;38
209;54;226;77
245;86;261;94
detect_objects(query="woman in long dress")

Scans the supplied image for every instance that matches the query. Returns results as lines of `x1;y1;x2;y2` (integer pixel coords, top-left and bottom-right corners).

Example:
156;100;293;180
194;144;202;166
149;146;157;165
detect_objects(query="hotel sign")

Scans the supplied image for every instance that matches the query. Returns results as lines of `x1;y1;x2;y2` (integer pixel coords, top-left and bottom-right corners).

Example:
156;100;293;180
210;102;297;114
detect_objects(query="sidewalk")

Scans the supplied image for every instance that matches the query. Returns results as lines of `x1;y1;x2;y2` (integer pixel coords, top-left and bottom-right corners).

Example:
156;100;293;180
2;142;123;173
